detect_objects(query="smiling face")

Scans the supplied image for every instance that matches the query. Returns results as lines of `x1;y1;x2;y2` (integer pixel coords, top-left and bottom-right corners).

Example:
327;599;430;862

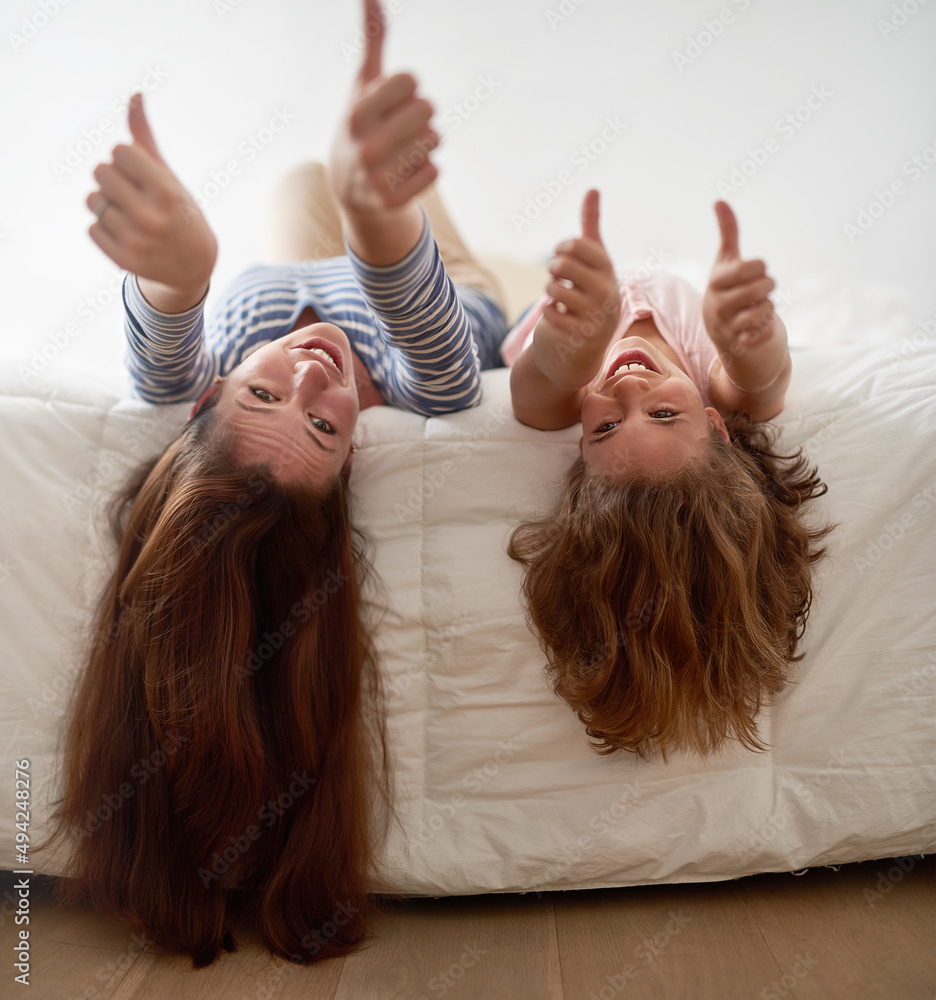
209;323;360;485
580;337;729;480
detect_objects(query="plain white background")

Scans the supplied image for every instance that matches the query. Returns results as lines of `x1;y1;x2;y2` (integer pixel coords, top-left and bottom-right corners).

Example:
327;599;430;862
2;0;934;387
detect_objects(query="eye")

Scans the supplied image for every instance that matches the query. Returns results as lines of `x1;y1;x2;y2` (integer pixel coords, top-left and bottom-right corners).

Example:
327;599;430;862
650;410;677;419
250;387;276;403
593;421;619;435
311;417;335;435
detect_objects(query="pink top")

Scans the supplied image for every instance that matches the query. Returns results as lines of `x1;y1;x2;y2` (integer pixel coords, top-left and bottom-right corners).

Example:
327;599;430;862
500;270;719;408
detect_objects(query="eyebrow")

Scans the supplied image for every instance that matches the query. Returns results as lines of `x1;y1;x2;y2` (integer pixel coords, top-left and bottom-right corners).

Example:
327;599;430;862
234;400;336;453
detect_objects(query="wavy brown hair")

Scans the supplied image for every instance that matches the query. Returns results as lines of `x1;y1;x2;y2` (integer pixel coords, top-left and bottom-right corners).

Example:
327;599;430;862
48;398;388;966
508;413;831;761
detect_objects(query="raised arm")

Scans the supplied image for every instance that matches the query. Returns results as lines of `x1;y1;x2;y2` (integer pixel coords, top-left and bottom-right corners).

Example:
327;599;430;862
87;94;217;314
329;0;438;267
702;201;791;422
510;190;622;429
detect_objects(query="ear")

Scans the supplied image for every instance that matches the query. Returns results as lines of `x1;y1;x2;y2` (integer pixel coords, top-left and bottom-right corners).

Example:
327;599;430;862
188;377;224;420
578;434;584;453
705;406;731;445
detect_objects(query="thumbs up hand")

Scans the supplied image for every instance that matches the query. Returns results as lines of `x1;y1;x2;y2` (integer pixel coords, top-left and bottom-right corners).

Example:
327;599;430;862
329;0;439;217
531;189;622;391
702;201;777;357
87;93;217;313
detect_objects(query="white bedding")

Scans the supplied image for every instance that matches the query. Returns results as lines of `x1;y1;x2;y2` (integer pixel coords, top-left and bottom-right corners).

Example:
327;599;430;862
1;310;934;894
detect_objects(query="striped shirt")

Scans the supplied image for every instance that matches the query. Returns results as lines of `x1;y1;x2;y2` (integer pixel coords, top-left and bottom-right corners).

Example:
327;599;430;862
123;214;507;416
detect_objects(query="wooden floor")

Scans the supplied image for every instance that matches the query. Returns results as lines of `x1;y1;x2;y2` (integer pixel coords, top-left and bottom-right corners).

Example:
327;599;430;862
2;857;933;1000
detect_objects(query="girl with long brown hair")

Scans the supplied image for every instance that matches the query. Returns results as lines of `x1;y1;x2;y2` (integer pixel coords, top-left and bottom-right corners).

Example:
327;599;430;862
506;191;830;761
49;0;506;967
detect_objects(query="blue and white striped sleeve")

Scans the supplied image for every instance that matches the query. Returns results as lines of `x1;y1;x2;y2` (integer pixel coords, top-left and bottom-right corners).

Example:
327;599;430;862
123;275;219;404
345;211;488;416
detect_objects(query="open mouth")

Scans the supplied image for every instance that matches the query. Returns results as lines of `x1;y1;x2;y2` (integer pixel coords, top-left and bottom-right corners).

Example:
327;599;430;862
293;337;344;376
605;350;659;381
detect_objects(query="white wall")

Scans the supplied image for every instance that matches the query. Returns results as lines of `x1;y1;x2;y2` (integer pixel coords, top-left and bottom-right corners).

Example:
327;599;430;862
2;0;933;385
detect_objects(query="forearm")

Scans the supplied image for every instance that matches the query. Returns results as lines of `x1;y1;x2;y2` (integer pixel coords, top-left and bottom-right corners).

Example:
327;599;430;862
136;276;210;315
340;200;426;268
124;274;214;403
717;316;791;394
710;316;791;421
510;344;586;430
346;212;483;415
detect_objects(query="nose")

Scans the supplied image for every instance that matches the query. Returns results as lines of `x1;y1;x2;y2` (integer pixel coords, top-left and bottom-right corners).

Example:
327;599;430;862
293;357;332;398
609;372;655;398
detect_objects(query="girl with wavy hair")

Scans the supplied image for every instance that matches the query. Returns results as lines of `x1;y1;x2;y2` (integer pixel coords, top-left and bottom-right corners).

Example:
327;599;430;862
49;0;506;967
506;191;830;761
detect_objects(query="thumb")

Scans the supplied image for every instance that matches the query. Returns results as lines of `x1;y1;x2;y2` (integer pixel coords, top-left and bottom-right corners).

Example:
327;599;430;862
127;93;163;162
357;0;385;86
581;189;604;245
714;200;740;260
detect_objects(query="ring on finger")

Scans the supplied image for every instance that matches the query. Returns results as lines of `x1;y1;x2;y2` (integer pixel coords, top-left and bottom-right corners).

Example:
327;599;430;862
93;198;111;220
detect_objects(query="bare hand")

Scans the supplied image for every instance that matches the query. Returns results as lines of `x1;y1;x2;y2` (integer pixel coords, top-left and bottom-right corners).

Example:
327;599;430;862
702;201;777;357
329;0;439;215
532;189;622;390
87;94;217;311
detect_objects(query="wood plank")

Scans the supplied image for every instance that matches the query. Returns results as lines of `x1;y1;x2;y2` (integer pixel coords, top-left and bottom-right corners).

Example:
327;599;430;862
734;856;936;1000
5;859;933;1000
107;926;344;1000
554;879;781;999
334;893;562;1000
1;876;142;1000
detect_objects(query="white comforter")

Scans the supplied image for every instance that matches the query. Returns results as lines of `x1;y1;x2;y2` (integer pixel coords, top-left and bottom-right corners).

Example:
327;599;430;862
1;330;933;893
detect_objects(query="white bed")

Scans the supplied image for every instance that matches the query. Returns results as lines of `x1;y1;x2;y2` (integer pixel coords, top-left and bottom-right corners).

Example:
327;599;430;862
1;277;934;894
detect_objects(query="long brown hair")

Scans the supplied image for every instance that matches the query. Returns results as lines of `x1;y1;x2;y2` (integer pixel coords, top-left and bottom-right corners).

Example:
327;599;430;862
49;399;387;966
508;414;831;761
